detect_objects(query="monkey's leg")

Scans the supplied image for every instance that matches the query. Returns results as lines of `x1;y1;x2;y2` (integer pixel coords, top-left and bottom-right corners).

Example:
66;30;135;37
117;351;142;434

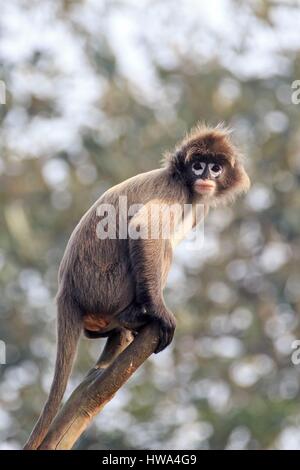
60;328;133;401
116;303;149;331
86;328;134;378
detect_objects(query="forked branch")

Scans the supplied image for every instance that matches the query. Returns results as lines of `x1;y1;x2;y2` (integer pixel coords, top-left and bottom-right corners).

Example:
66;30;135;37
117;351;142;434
38;323;159;450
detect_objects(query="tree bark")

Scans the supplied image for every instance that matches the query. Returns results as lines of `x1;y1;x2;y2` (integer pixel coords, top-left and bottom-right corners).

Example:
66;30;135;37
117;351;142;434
38;322;159;450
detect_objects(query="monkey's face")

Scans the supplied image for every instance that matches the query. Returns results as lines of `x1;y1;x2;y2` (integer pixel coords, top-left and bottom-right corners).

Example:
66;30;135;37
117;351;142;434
186;154;231;201
188;157;223;198
185;152;250;204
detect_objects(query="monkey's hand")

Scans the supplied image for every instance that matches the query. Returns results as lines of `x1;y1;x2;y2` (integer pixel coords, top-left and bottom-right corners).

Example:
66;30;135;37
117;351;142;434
147;305;176;354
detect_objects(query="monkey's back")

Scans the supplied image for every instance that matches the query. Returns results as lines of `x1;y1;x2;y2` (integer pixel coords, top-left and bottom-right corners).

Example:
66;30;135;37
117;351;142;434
57;169;181;317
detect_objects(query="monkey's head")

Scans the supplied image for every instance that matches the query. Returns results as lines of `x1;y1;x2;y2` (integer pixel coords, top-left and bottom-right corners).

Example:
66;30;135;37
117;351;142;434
165;123;250;205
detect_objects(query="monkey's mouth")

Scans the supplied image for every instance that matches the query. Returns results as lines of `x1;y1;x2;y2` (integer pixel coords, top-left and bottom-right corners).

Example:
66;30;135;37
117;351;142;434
194;180;215;195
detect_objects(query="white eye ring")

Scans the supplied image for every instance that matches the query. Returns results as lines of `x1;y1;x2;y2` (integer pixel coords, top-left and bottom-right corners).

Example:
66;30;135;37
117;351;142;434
208;163;223;178
192;162;206;176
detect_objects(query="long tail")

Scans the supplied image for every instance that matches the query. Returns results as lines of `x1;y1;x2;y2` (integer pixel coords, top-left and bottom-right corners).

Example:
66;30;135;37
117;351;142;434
24;293;82;450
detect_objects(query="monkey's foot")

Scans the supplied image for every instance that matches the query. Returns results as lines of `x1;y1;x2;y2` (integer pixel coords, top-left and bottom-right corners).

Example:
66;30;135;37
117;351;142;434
118;303;176;353
117;303;149;330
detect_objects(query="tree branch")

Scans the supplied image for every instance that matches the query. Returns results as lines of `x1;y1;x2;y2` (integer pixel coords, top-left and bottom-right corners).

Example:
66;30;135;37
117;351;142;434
38;323;159;450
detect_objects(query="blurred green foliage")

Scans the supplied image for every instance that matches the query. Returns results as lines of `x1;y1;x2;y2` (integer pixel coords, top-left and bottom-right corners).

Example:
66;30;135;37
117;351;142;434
0;0;300;450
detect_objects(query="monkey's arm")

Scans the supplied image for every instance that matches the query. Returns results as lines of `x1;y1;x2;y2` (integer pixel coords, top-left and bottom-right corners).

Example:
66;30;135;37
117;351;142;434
124;202;177;353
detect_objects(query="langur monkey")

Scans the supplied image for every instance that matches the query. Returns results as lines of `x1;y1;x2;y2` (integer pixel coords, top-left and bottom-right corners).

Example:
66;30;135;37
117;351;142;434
24;124;250;449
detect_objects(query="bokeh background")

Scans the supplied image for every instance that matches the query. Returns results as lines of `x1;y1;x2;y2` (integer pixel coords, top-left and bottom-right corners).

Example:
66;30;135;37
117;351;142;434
1;0;300;450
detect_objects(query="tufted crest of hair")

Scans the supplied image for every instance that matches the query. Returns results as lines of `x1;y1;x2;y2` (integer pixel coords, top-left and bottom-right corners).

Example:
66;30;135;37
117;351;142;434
164;123;250;204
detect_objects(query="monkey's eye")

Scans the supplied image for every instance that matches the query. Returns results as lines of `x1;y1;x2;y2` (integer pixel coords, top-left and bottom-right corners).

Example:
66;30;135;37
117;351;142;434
208;163;223;178
192;161;206;176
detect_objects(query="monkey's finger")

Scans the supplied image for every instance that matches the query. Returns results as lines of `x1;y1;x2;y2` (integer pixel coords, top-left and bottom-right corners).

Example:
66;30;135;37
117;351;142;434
155;335;169;353
154;325;174;354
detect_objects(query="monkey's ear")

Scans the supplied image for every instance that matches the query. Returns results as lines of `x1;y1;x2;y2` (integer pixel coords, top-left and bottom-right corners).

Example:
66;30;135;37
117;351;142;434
173;150;186;173
235;161;251;194
164;149;186;178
